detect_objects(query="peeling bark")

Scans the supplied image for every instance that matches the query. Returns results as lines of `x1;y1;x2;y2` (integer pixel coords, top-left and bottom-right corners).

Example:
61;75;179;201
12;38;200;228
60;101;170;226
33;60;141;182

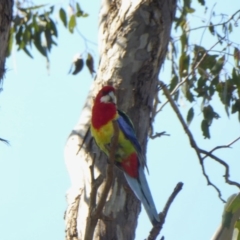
0;0;13;81
65;0;176;239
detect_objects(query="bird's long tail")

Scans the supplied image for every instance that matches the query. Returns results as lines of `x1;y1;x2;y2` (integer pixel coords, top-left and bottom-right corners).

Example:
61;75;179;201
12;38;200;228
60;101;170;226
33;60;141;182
124;167;160;226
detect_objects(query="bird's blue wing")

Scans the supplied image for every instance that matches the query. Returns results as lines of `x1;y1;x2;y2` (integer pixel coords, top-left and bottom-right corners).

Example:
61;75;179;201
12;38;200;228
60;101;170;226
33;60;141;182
117;109;149;171
117;109;142;155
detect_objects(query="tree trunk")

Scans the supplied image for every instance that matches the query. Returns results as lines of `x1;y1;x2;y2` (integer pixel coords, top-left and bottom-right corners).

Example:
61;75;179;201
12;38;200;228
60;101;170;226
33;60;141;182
64;0;176;239
0;0;13;81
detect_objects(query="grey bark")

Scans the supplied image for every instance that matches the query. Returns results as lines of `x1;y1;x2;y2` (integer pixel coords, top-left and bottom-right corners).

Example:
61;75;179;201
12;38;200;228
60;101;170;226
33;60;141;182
211;193;240;240
64;0;176;239
0;0;13;81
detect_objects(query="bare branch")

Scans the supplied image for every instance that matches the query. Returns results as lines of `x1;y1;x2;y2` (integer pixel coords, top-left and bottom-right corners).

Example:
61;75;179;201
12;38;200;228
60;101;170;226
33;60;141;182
150;131;170;139
199;147;240;189
202;136;240;160
160;81;226;202
84;120;119;240
159;82;199;153
160;182;183;217
146;182;183;240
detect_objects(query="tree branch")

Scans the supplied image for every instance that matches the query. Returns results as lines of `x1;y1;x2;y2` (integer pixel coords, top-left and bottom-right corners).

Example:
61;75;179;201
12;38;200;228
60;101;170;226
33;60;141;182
160;81;226;202
84;120;119;240
199;144;240;189
147;182;183;240
149;131;170;139
202;136;240;160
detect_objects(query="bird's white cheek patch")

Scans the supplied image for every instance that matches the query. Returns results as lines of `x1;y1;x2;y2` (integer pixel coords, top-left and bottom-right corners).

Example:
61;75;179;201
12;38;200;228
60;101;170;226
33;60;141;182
108;91;116;104
100;95;110;103
100;91;116;104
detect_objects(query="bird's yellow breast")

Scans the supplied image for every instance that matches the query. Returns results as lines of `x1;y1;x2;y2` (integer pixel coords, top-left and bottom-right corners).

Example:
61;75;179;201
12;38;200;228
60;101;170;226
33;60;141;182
91;119;135;161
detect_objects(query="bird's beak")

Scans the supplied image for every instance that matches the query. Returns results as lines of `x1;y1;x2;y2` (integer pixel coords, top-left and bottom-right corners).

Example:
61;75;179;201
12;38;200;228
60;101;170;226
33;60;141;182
100;91;117;104
108;91;116;104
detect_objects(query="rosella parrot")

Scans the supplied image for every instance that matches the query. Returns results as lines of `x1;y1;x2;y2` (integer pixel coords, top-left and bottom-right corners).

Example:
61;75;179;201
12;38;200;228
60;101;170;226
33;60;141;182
91;85;160;226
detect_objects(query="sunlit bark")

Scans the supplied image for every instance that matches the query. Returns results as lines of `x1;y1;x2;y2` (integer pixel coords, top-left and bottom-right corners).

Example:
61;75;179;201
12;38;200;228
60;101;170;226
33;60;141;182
64;0;176;239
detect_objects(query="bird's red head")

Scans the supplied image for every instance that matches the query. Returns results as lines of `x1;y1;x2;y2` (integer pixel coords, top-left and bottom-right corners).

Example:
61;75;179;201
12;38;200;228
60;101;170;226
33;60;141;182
94;86;116;105
92;86;117;129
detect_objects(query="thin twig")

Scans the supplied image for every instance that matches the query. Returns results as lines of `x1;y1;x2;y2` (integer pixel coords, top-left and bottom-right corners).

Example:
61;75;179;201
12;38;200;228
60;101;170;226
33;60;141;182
0;137;10;145
146;182;183;240
208;50;234;56
199;3;217;48
150;131;170;139
160;182;183;216
202;136;240;160
186;9;240;32
199;148;240;189
76;27;98;49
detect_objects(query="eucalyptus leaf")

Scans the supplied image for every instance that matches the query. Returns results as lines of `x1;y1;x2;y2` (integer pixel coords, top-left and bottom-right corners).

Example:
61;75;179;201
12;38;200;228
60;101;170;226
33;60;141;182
187;107;194;125
68;15;76;33
59;8;67;28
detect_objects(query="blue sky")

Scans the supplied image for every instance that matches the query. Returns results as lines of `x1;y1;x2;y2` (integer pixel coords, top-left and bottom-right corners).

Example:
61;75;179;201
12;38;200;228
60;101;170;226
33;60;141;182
0;1;240;240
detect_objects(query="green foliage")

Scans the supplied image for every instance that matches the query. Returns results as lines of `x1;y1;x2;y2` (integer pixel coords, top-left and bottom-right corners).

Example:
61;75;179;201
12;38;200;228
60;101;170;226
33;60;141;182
86;53;95;76
9;1;88;62
68;15;77;33
167;0;240;138
59;8;67;27
12;4;56;60
71;56;84;75
234;47;240;68
187;107;194;125
201;105;220;138
8;0;240;136
68;53;95;76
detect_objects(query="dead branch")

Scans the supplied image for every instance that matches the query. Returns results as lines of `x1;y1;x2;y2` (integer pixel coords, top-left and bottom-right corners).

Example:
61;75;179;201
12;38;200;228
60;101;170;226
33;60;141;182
146;182;183;240
84;120;119;240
